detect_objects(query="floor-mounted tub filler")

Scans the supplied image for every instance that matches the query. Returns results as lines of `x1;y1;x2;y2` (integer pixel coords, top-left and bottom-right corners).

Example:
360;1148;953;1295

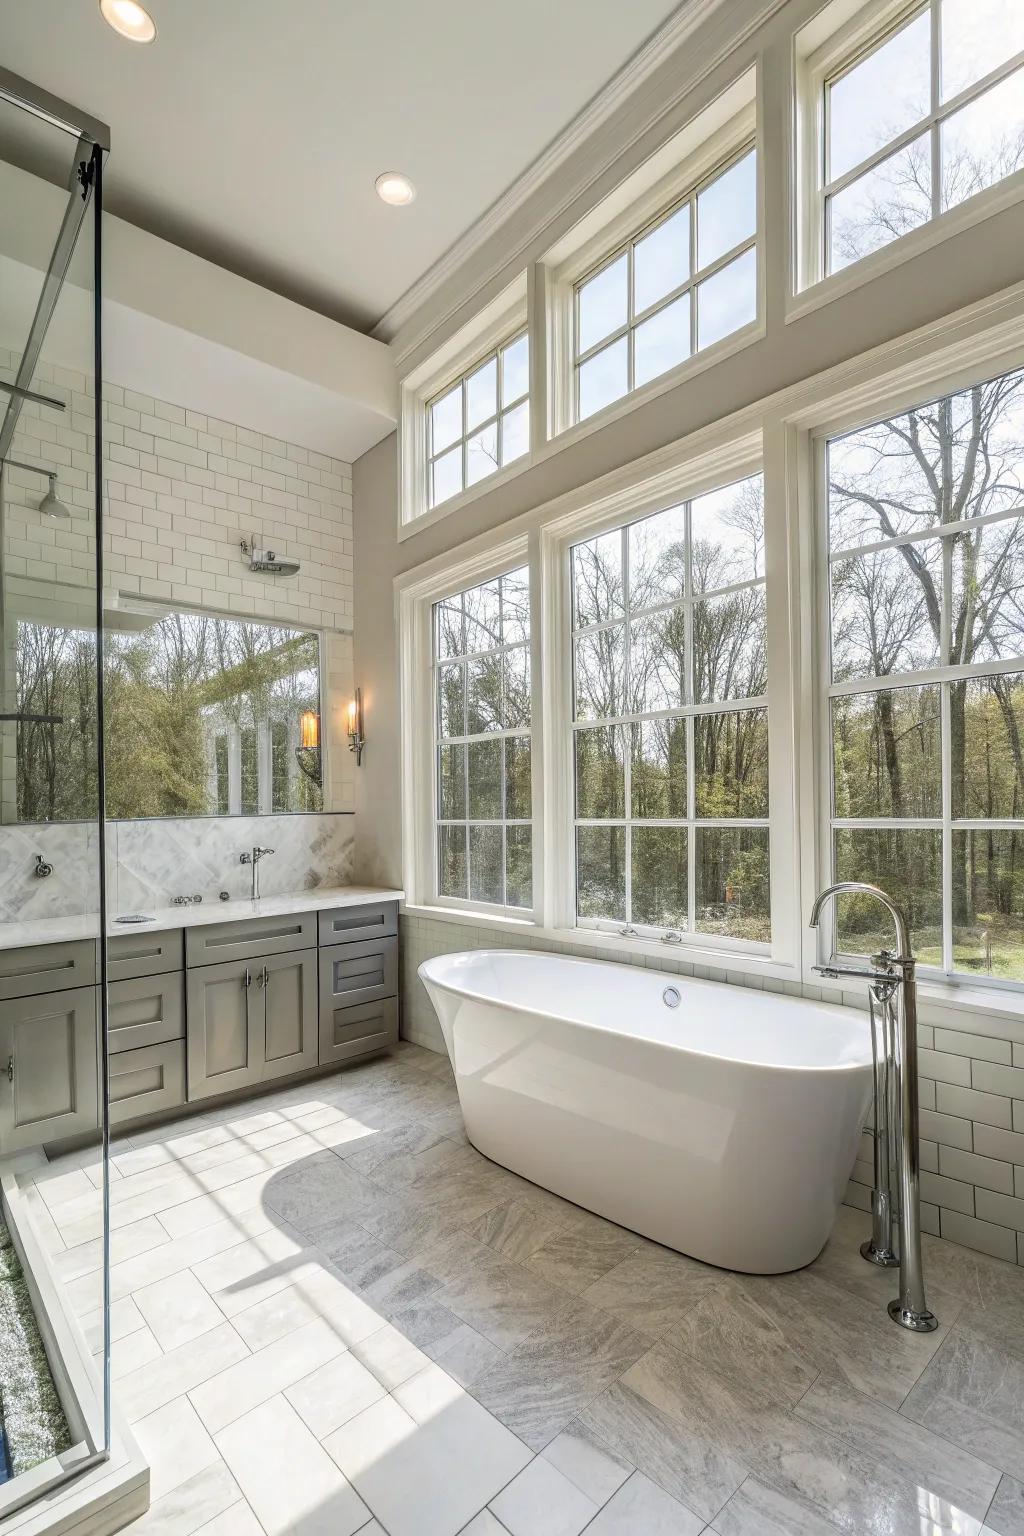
419;949;873;1274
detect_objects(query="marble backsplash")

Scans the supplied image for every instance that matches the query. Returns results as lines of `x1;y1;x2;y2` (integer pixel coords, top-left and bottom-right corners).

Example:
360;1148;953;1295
0;813;355;922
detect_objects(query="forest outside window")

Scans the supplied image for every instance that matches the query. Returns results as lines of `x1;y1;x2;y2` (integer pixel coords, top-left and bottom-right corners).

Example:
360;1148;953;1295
13;607;323;822
569;474;770;944
427;333;530;510
572;148;757;422
824;362;1024;985
815;0;1024;280
433;566;532;913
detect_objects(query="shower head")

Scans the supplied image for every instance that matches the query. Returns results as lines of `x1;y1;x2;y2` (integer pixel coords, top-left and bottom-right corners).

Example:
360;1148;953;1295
39;473;70;520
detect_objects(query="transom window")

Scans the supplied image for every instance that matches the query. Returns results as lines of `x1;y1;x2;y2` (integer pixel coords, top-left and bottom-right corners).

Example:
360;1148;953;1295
824;362;1024;982
822;0;1024;275
427;333;529;509
433;567;532;912
569;474;770;943
572;148;758;422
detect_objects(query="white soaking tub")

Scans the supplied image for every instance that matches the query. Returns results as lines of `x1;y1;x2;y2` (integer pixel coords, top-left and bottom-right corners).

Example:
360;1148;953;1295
419;949;873;1273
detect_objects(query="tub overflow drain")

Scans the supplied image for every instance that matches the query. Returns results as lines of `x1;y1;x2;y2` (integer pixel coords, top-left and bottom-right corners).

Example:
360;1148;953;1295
663;986;681;1009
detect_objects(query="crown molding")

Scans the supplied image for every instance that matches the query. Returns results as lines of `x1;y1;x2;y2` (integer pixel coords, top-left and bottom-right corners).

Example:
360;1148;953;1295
373;0;787;365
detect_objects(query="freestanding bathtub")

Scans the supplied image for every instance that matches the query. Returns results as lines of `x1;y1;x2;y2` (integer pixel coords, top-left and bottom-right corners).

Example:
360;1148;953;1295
419;949;873;1273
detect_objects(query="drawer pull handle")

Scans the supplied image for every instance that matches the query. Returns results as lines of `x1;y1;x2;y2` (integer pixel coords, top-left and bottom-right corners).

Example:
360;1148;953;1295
6;1056;13;1084
257;966;270;989
244;968;251;989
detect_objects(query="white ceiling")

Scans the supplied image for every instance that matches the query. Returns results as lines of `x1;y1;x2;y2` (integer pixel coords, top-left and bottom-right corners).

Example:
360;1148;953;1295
2;0;685;335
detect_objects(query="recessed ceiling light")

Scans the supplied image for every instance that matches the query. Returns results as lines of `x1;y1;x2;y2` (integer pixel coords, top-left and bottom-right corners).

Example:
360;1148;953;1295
99;0;157;43
375;172;416;207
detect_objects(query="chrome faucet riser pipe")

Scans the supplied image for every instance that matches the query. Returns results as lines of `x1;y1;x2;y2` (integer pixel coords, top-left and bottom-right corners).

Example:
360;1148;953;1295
809;881;937;1334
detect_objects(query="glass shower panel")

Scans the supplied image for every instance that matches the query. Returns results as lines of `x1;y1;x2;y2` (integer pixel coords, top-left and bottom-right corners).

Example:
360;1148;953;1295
0;77;111;1512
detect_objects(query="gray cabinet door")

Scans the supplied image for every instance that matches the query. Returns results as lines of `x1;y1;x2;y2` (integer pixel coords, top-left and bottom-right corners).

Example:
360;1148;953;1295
107;928;183;983
318;937;398;1012
320;997;399;1068
0;940;96;1001
261;949;318;1084
109;1042;186;1127
0;986;99;1152
185;913;317;968
318;902;398;947
108;973;185;1054
186;958;262;1101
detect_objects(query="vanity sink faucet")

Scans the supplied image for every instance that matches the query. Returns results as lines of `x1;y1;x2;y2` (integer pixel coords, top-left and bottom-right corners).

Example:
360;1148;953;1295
240;845;275;901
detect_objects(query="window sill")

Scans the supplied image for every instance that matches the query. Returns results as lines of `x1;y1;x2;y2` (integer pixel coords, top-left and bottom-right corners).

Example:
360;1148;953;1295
787;170;1024;328
398;455;534;542
401;901;798;982
540;318;764;464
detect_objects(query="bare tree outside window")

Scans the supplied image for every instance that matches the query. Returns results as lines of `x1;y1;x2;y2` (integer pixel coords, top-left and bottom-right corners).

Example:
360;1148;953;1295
826;364;1024;979
570;474;770;942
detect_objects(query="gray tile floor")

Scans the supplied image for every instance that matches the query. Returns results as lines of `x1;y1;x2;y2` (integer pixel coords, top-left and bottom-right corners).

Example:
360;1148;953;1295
17;1041;1024;1536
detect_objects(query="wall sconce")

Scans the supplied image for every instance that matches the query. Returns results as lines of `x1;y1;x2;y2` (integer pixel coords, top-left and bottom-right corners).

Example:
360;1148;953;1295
295;709;322;787
348;688;365;767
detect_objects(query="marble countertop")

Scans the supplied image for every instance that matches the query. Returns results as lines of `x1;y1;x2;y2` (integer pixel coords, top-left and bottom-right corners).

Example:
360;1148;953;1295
0;885;405;952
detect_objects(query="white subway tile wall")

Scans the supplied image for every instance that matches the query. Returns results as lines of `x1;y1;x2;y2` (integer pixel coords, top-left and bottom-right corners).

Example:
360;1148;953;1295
400;912;1024;1268
0;349;355;887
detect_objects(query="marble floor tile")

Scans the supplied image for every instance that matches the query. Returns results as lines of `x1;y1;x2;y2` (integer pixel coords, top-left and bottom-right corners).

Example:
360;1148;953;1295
578;1378;747;1521
432;1321;505;1388
435;1250;566;1352
796;1372;1000;1522
488;1454;599;1536
228;1265;384;1353
193;1503;264;1536
669;1278;817;1406
470;1297;652;1451
902;1328;1024;1481
215;1394;370;1536
462;1513;512;1535
349;1321;435;1391
527;1221;642;1295
107;1322;163;1380
734;1266;945;1408
132;1395;221;1502
189;1316;348;1432
987;1474;1024;1536
361;1202;493;1285
387;1296;476;1360
580;1247;724;1338
133;1267;227;1352
540;1419;633;1506
116;1321;251;1424
316;1229;447;1314
711;1476;845;1536
470;1200;569;1263
125;1460;243;1536
285;1351;387;1439
582;1470;705;1535
811;1206;964;1324
325;1365;531;1536
261;1149;378;1231
341;1119;451;1178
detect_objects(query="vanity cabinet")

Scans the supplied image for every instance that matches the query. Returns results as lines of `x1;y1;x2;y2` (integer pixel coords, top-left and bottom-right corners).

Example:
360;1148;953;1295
0;987;99;1151
107;971;186;1124
186;946;318;1101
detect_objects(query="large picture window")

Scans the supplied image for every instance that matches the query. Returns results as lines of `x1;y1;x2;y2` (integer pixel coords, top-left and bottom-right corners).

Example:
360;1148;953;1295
819;0;1024;277
569;474;770;943
433;566;532;912
824;363;1024;982
572;148;757;422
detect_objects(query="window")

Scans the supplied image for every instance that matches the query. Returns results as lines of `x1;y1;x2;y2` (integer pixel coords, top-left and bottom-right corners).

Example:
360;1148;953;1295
817;0;1024;278
823;362;1024;983
427;333;530;510
12;608;323;821
573;148;757;422
569;474;770;942
433;566;533;911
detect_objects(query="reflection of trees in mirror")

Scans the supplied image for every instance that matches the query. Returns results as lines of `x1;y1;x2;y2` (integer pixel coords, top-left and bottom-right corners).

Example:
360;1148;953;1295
14;611;323;822
828;365;1024;979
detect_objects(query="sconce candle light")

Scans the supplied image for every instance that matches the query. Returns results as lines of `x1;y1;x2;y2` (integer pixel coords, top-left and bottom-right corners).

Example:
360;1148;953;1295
294;710;322;787
348;688;365;766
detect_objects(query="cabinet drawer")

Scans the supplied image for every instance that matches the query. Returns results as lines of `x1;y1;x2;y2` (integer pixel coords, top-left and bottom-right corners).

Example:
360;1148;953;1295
0;940;96;1001
107;927;183;982
185;912;317;967
319;937;397;1012
107;973;184;1054
320;996;398;1067
109;1041;185;1127
318;902;398;947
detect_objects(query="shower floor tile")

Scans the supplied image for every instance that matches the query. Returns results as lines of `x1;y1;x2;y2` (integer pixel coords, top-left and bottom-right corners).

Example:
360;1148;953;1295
20;1040;1023;1536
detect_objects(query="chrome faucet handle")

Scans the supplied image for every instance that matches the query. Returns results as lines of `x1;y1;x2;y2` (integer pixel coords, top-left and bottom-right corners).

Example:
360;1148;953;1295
239;852;252;865
253;846;274;860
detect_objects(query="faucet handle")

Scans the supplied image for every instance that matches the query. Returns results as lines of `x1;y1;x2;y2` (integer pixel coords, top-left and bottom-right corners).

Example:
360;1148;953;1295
254;846;275;859
239;852;252;865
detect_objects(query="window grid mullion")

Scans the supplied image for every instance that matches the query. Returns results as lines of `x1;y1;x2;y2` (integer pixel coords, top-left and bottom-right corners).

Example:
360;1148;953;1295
685;498;697;931
623;524;633;923
940;675;954;973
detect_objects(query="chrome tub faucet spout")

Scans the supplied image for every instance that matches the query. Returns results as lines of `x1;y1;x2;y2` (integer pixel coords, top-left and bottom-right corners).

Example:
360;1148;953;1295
240;844;275;901
809;880;937;1334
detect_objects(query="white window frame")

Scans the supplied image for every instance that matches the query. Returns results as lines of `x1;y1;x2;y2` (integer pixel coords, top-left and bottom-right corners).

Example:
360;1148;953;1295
543;81;761;441
431;561;535;919
425;330;529;518
397;279;529;540
792;0;1024;316
564;476;770;951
